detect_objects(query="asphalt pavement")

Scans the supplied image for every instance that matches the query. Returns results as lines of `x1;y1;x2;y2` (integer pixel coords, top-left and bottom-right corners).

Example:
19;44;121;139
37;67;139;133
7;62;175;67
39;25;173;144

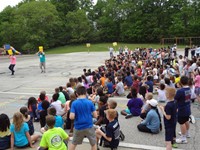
0;51;199;150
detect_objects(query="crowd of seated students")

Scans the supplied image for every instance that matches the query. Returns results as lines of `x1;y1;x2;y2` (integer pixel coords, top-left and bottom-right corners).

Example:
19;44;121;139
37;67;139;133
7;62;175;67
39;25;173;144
1;45;200;150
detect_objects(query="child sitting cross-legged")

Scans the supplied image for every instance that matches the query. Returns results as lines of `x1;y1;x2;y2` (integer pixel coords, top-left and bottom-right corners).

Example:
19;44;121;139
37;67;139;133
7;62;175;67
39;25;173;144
40;107;64;134
38;115;69;150
121;87;143;119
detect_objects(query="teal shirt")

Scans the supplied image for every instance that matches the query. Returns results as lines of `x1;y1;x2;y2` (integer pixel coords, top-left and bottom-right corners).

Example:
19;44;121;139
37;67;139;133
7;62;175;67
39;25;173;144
38;52;46;62
10;123;29;147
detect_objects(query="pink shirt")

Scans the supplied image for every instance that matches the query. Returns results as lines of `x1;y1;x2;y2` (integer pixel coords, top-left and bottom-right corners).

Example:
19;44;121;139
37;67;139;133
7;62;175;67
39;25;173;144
195;75;200;87
10;56;16;64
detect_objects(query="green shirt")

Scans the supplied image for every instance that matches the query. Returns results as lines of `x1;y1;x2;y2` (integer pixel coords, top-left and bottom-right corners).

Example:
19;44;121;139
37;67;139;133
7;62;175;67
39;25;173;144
58;92;66;104
40;127;68;150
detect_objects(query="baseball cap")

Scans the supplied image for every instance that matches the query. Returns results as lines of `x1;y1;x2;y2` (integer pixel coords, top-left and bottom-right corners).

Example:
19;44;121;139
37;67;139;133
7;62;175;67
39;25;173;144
148;99;158;107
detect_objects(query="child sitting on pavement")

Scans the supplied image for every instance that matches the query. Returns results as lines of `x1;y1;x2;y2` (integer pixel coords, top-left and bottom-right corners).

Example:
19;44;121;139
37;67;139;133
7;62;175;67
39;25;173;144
140;92;153;119
157;83;167;103
38;115;69;150
20;107;35;136
40;107;64;134
95;95;109;125
121;87;143;119
137;99;162;134
39;101;50;128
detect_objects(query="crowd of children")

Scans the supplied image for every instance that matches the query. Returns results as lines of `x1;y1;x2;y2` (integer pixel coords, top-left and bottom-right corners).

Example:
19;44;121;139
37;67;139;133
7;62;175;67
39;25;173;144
0;45;200;150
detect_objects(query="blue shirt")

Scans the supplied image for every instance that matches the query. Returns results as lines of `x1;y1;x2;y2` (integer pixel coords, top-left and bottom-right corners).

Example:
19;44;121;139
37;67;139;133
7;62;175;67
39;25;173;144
38;52;45;62
164;101;177;128
125;75;133;87
107;82;114;94
174;87;191;117
70;98;95;130
55;116;64;128
10;123;29;147
145;81;153;92
127;98;143;116
37;102;43;111
106;120;120;148
141;109;160;133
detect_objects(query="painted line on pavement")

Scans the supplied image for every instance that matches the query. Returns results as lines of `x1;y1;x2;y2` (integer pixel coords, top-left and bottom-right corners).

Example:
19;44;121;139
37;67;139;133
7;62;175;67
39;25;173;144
81;138;183;150
0;91;128;100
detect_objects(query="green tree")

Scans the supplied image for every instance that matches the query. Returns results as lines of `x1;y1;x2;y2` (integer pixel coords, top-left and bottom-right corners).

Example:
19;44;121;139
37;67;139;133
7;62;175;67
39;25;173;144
65;9;92;43
0;0;63;53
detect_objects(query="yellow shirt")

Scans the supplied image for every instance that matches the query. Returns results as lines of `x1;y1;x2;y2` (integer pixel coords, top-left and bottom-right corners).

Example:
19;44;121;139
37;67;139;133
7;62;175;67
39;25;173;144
40;127;68;150
175;77;180;84
0;128;11;137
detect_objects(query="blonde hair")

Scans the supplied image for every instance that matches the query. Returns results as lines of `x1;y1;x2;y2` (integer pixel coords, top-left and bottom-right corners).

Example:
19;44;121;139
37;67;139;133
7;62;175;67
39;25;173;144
165;87;176;100
108;100;117;109
106;109;117;119
13;112;24;131
145;92;153;100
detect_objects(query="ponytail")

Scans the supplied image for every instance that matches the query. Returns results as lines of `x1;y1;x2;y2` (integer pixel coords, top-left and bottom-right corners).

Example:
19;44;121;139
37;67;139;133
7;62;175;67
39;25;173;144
20;107;29;119
156;107;162;131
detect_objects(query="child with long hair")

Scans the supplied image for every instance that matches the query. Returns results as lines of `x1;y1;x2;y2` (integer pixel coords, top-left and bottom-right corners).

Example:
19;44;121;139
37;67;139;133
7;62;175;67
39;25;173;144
20;107;35;136
10;112;39;149
0;113;11;149
27;97;39;122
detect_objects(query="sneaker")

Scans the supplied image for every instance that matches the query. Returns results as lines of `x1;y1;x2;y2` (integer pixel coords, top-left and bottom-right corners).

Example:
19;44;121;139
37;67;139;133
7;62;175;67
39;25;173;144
125;114;133;119
178;132;191;138
189;115;196;124
172;143;178;148
176;137;187;144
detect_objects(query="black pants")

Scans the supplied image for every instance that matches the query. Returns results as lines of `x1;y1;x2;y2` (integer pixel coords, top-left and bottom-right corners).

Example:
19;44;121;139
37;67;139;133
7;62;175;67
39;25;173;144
191;51;195;58
9;64;15;75
140;113;147;119
137;124;153;133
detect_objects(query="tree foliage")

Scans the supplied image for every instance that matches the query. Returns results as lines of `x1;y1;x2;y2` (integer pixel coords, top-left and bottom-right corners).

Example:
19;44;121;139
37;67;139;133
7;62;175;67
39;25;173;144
0;0;200;53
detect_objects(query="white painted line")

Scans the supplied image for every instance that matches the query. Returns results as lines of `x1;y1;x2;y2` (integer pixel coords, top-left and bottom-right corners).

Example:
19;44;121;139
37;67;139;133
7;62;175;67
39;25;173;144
0;91;128;100
0;91;52;96
80;138;183;150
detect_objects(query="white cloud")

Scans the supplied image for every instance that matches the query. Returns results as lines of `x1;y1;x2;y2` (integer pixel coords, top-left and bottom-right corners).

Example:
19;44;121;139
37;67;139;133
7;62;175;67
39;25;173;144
0;0;23;12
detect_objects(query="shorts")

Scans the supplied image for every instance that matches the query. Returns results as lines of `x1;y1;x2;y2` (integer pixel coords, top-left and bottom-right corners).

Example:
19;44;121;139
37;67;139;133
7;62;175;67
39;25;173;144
125;108;131;115
72;127;96;146
165;127;175;141
195;87;200;96
178;116;189;125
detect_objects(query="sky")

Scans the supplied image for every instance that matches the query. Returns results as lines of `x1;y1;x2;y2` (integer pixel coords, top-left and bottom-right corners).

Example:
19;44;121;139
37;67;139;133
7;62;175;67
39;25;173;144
0;0;23;12
0;0;98;12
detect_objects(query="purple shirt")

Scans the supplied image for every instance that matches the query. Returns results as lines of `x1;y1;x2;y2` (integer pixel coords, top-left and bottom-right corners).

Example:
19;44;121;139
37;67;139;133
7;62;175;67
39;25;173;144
127;98;143;116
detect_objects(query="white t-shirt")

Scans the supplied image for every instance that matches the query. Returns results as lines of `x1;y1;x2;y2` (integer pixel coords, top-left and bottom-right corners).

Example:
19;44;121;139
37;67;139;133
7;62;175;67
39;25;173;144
157;89;167;102
67;87;74;95
116;81;124;95
178;59;184;67
196;47;200;54
51;100;64;116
